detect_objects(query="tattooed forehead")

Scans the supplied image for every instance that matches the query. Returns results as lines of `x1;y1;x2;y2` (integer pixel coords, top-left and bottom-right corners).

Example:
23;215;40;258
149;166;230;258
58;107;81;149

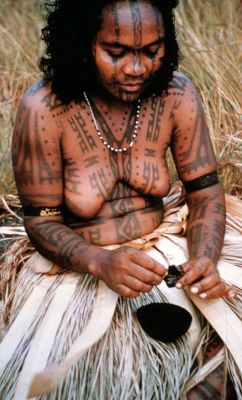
101;0;164;46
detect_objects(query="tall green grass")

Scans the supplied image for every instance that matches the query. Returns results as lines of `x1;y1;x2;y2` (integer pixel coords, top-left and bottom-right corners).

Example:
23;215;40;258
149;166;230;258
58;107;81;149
0;0;241;196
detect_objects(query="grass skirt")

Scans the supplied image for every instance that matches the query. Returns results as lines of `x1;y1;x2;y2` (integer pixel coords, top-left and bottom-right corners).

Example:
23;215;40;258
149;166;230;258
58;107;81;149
0;188;241;399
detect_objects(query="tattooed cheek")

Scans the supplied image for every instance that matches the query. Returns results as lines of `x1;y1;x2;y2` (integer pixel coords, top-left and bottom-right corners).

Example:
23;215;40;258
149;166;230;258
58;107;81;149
111;64;118;82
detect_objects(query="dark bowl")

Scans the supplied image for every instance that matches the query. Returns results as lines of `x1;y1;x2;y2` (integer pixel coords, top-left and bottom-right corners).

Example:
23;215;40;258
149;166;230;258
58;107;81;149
136;302;192;343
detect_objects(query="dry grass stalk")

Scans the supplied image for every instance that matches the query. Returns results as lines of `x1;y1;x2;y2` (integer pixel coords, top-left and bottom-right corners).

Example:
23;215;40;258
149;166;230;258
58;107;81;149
0;0;241;198
0;0;42;195
175;0;241;197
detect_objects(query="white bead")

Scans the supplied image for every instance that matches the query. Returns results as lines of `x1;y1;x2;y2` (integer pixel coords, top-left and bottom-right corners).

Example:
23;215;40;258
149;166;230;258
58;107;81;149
115;149;119;152
130;142;134;147
107;145;111;148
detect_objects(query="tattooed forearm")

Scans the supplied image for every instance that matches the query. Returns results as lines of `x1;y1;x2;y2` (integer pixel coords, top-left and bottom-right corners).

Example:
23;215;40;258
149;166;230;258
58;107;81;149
186;187;226;263
25;219;96;273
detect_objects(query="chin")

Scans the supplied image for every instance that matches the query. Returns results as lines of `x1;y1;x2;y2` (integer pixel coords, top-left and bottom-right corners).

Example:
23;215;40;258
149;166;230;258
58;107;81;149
114;86;145;103
119;92;141;102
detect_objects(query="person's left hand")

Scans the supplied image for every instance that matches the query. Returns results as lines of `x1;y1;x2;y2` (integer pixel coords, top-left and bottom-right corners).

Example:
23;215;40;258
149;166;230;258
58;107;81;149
175;257;237;299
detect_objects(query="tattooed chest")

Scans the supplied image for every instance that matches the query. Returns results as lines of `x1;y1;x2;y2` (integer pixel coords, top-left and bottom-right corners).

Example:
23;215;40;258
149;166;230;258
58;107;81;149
63;146;170;219
61;101;171;219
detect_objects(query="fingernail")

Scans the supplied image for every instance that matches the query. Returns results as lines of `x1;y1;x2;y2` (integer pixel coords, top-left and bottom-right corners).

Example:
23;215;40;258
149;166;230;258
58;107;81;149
229;291;235;298
176;282;182;289
190;286;199;294
199;292;207;299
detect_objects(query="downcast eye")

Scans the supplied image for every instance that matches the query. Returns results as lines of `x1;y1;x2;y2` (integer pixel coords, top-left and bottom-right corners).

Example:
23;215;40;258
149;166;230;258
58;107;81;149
144;49;158;58
107;49;126;58
144;45;161;57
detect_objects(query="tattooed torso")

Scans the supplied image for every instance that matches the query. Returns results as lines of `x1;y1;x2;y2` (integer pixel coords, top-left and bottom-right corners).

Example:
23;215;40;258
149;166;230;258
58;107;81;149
59;90;173;244
13;72;213;245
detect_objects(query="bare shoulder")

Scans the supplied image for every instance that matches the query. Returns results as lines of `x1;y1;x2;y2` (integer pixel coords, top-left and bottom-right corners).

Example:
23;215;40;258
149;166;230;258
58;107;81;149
168;71;198;102
166;71;204;122
14;79;67;145
168;71;195;95
12;79;63;174
19;80;64;114
168;71;217;181
12;80;64;202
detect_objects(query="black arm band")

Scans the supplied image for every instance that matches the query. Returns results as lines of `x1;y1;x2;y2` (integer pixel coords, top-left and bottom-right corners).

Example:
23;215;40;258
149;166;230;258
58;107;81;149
183;171;219;193
22;205;63;217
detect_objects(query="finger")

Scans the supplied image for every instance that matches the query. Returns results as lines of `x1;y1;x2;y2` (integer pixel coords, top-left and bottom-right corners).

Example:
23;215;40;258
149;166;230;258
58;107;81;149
224;285;237;298
197;281;229;299
127;263;164;285
122;274;153;293
130;249;166;276
199;283;238;300
189;273;221;295
176;260;210;288
116;283;140;298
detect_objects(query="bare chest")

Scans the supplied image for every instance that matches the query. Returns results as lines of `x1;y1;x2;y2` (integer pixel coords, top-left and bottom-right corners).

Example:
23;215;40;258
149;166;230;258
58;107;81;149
60;96;173;217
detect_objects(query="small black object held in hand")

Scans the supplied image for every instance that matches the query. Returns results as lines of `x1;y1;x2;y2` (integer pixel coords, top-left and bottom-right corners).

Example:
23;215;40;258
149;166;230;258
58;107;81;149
164;264;184;288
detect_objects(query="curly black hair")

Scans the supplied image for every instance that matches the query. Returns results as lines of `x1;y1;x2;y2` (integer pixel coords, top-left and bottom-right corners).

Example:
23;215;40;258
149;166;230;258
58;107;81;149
39;0;179;103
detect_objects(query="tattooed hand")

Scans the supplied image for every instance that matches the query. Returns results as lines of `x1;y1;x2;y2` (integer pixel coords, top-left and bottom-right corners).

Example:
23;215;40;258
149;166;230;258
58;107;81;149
94;246;166;297
175;257;237;299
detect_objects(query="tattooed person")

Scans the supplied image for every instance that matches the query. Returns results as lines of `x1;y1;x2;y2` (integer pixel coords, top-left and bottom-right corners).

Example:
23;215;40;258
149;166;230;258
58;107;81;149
1;0;241;399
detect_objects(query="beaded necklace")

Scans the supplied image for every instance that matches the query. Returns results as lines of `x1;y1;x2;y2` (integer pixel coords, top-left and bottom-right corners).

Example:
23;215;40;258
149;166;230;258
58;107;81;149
83;91;141;153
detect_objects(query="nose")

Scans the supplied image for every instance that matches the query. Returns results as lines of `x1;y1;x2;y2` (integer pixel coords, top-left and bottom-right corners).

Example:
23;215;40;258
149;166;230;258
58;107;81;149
122;52;147;77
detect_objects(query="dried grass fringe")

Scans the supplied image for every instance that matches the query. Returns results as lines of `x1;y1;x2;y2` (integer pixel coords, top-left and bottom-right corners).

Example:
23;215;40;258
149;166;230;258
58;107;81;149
0;187;241;399
0;264;198;400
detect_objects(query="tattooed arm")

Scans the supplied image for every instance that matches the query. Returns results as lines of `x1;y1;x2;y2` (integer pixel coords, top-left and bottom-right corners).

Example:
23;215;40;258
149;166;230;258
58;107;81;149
12;82;165;297
170;74;235;299
12;82;95;272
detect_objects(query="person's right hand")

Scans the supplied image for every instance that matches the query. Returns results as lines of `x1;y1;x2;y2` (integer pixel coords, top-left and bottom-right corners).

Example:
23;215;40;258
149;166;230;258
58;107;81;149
93;246;167;297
